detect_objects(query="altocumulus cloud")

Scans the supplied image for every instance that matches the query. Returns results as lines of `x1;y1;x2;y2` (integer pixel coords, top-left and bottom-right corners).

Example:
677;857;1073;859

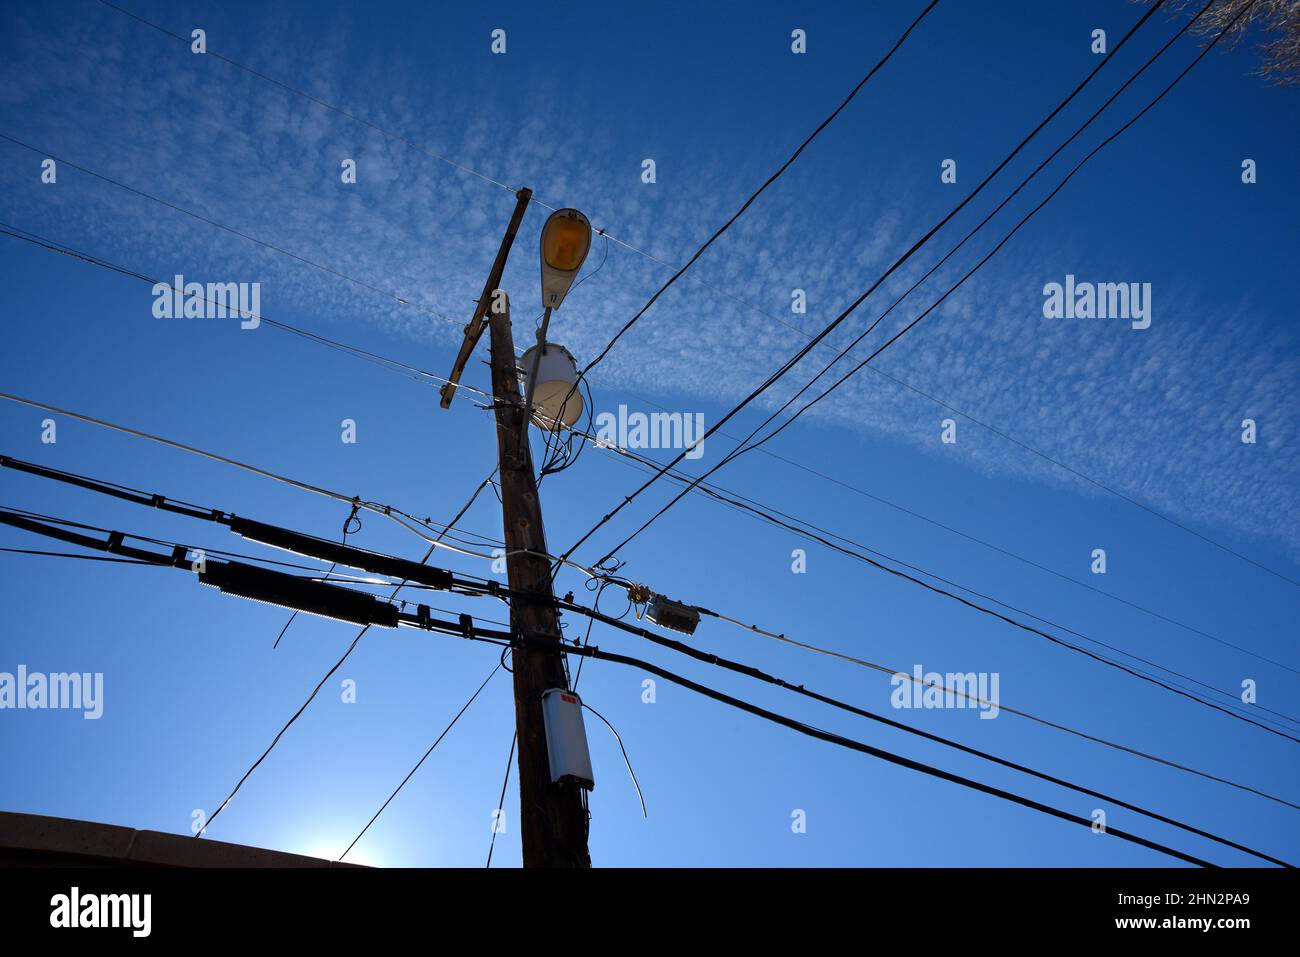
1;5;1295;560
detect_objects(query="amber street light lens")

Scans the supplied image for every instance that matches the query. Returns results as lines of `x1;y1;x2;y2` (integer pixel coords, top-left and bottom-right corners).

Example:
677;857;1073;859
543;216;591;271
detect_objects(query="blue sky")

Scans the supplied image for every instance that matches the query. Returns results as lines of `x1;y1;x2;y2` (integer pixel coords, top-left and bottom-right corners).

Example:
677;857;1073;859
0;0;1297;867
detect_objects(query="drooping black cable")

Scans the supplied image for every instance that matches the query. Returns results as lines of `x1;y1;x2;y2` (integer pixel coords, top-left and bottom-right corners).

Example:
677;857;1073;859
2;504;1276;865
572;0;942;384
618;0;1223;555
9;488;1296;765
551;593;1300;818
415;622;1252;867
561;617;1295;861
581;427;1300;721
570;579;610;692
710;0;1254;481
0;505;340;576
591;9;1292;673
700;0;1220;494
485;733;517;869
194;472;496;838
75;1;1300;602
10;491;1288;857
504;635;1221;868
338;659;502;861
568;440;1300;742
346;616;1261;866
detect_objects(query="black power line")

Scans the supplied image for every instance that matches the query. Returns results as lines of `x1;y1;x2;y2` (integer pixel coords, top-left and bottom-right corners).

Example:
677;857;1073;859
665;483;1300;747
705;0;1220;484
485;733;517;869
460;628;1253;867
8;492;1294;811
573;0;941;385
496;633;1223;868
17;212;1280;715
193;471;497;838
0;546;155;566
578;434;1300;736
9;186;1284;667
584;9;1298;698
554;593;1300;826
3;500;1284;864
87;0;1298;598
10;196;1255;696
708;0;1250;493
0;506;340;578
611;0;1228;566
556;0;1171;567
339;659;502;862
5;0;1274;873
0;388;530;570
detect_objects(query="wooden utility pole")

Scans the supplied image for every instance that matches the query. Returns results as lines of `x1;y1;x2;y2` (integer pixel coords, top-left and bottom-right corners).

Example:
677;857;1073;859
487;295;591;868
443;188;590;867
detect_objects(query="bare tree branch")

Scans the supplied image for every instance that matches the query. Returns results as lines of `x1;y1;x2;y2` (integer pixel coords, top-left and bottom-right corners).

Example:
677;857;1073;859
1136;0;1300;85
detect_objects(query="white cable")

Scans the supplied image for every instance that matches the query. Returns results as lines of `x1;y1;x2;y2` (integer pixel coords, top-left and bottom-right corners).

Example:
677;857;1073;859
0;390;595;577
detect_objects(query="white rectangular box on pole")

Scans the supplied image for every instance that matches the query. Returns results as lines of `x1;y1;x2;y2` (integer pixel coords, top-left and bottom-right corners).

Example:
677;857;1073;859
541;688;595;790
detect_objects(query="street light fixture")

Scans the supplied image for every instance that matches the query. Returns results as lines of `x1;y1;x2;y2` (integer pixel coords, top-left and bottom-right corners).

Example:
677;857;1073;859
520;209;592;446
540;208;592;310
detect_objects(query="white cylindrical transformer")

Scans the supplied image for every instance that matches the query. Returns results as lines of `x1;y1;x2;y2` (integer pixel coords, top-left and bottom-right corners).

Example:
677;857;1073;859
519;342;583;431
